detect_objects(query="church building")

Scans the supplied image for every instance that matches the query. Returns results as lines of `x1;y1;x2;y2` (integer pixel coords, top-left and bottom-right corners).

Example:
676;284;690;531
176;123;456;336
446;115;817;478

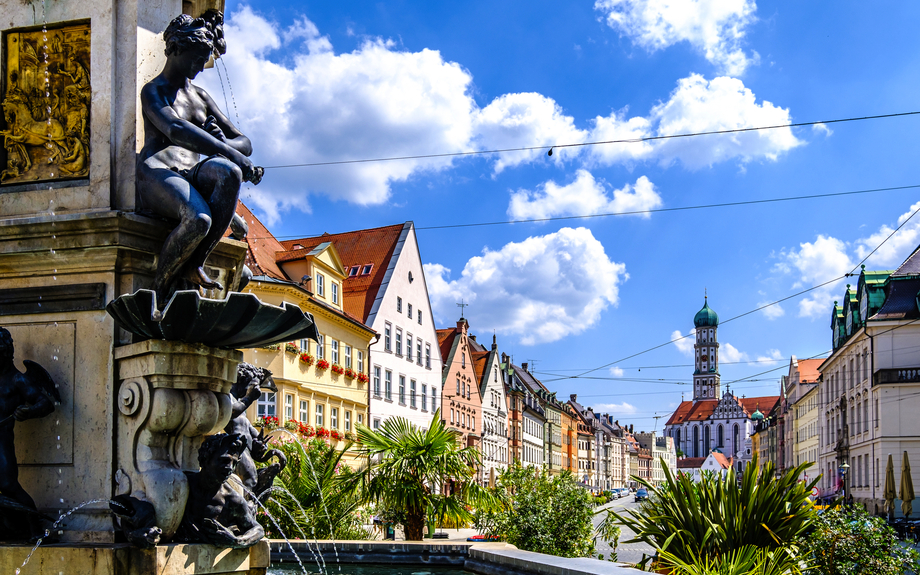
664;298;780;474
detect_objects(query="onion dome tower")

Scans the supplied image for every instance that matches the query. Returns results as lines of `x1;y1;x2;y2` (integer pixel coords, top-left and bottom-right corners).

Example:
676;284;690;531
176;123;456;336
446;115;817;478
692;294;721;400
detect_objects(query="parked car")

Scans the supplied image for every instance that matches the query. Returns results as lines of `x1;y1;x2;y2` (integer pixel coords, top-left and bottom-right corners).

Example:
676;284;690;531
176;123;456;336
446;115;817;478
634;488;648;502
617;488;627;498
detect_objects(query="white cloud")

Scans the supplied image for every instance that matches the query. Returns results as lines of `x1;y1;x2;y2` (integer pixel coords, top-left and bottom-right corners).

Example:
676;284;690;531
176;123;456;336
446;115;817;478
812;122;832;137
720;342;747;363
593;401;637;414
594;0;758;75
855;201;920;269
425;227;628;344
671;329;696;355
507;171;662;220
759;301;785;320
776;235;853;318
609;366;626;377
754;349;783;365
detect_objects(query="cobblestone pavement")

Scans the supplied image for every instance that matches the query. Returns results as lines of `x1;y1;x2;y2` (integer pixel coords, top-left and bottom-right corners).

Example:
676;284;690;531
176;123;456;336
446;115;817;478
593;497;656;566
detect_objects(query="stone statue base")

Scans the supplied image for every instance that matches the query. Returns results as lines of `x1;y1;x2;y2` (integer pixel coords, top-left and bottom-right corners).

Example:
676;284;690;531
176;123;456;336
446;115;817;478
0;541;268;575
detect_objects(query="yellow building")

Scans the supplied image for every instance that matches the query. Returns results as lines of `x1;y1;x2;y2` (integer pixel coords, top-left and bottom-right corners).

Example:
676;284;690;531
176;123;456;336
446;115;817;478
237;204;377;466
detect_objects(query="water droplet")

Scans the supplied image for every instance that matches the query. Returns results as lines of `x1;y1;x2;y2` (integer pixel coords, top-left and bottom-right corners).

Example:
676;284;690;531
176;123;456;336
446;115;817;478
59;498;63;503
16;567;21;574
53;356;57;360
56;444;61;449
56;435;60;440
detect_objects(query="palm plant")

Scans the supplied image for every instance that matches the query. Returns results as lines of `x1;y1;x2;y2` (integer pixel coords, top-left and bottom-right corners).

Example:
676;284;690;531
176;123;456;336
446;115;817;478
658;545;807;575
615;455;817;565
350;409;496;540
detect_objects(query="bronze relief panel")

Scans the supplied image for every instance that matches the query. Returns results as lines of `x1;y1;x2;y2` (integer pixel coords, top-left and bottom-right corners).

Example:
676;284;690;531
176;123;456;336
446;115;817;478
1;22;90;185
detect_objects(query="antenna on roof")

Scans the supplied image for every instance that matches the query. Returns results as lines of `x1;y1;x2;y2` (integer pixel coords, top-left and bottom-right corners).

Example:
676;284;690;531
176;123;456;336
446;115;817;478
526;359;538;372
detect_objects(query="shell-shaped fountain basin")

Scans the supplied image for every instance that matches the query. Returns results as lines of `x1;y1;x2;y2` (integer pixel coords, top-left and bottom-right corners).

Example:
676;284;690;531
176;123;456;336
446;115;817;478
106;289;319;349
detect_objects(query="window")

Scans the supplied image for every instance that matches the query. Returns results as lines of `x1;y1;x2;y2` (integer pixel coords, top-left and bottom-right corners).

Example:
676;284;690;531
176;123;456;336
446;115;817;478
331;282;339;304
408;303;413;319
373;418;381;430
258;392;276;418
357;351;364;372
345;345;352;368
373;366;382;396
410;380;417;408
316;334;324;359
300;399;308;422
417;341;422;365
462;352;466;368
362;264;373;275
425;344;431;369
407;335;413;361
349;266;359;277
395;329;402;356
418;310;422;325
451;408;455;424
345;411;351;431
385;370;392;400
315;404;324;427
467;384;471;400
384;323;392;352
432;387;437;412
300;338;309;352
357;413;363;425
399;375;406;404
331;340;339;364
456;378;461;395
285;394;293;420
422;384;428;411
316;274;325;296
331;407;338;429
397;297;402;313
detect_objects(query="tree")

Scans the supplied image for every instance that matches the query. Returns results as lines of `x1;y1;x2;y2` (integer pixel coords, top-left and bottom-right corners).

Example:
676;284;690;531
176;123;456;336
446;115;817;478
351;410;495;540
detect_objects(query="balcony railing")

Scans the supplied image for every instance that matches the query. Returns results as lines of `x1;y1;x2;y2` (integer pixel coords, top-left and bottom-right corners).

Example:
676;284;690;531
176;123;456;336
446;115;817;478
874;368;920;386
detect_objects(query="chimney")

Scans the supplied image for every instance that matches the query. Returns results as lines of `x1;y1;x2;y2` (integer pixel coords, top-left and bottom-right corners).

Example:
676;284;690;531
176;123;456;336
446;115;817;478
470;335;477;342
629;424;634;433
570;394;577;402
522;362;528;372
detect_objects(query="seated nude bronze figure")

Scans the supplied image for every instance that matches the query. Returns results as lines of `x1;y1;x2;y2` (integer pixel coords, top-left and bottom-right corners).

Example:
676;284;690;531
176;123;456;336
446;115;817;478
137;12;262;305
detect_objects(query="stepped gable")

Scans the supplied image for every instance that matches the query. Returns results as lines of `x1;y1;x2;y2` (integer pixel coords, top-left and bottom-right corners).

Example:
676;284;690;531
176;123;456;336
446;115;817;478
280;223;405;322
665;399;718;425
235;202;288;281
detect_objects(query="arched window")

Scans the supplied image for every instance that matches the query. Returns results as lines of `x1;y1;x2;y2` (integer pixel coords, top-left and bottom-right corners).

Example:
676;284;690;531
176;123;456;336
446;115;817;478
717;424;724;447
733;424;739;454
676;429;681;450
693;426;700;458
704;426;711;454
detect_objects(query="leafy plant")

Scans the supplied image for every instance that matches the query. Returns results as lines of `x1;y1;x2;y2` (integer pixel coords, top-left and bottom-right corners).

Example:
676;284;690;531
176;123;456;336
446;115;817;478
348;409;496;540
255;415;279;430
658;545;807;575
801;505;920;575
284;342;299;353
299;353;314;366
595;510;621;562
615;455;817;565
316;359;330;370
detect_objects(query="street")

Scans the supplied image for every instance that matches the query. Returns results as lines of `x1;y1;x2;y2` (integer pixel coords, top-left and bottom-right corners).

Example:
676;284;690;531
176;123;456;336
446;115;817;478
593;496;656;565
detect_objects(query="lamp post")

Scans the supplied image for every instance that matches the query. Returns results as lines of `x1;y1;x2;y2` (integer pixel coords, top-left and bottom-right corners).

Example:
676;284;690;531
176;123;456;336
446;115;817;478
840;462;851;505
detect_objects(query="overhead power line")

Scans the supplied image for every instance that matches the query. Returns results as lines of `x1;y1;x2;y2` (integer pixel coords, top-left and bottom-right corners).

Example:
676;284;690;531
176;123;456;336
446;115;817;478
261;110;920;170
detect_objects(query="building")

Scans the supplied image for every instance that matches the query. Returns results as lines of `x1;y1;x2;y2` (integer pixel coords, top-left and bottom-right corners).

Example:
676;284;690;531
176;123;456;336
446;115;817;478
751;399;781;476
781;357;823;474
665;298;780;476
504;359;547;468
676;451;734;482
561;403;579;473
437;318;482;447
536;389;566;475
280;223;444;431
470;334;510;485
569;395;597;490
817;251;920;513
236;203;376;464
636;431;677;486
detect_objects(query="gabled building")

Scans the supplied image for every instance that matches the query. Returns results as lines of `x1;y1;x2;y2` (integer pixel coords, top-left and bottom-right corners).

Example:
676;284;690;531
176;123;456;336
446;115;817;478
469;334;509;485
437;318;482;448
503;358;546;468
676;450;734;482
568;394;598;490
280;222;444;431
636;431;677;486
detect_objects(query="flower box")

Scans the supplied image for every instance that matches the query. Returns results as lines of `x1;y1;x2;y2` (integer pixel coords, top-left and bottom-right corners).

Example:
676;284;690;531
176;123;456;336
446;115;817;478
299;353;315;366
316;359;330;370
284;418;300;431
260;344;281;352
284;342;299;354
343;368;357;379
331;364;345;375
255;415;279;430
356;372;370;384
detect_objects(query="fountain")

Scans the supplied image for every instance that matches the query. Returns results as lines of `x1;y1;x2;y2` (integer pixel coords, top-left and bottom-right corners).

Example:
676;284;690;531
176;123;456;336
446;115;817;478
0;1;317;573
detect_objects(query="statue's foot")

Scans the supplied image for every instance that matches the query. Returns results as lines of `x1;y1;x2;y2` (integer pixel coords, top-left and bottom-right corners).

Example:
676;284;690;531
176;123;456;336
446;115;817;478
185;266;224;291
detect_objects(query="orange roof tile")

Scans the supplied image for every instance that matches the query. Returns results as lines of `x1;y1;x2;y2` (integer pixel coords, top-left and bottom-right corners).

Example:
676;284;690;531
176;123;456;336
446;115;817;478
236;202;287;281
472;350;489;385
797;359;823;384
280;224;406;322
437;328;458;366
740;396;779;416
665;400;719;425
677;457;705;469
710;451;733;469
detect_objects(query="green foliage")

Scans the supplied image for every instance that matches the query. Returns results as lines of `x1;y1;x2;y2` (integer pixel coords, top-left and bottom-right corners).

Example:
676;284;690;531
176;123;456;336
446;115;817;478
658;545;807;575
615;455;818;565
349;409;497;540
258;437;369;540
595;510;621;562
477;464;595;558
801;506;920;575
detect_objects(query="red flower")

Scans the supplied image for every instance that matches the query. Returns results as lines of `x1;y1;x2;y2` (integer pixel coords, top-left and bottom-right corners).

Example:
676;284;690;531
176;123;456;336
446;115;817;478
299;353;315;366
331;364;345;375
316;359;330;370
357;373;370;384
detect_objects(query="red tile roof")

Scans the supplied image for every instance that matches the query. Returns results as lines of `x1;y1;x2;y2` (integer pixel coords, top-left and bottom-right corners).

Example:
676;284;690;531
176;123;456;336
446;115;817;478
472;350;490;386
739;396;779;416
710;451;733;469
236;202;288;281
666;400;718;425
437;328;458;366
677;457;705;469
797;359;823;384
280;224;406;322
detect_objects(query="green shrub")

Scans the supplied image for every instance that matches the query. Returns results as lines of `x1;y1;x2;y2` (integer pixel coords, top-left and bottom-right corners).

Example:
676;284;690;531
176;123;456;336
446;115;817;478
659;545;807;575
615;455;817;565
801;506;920;575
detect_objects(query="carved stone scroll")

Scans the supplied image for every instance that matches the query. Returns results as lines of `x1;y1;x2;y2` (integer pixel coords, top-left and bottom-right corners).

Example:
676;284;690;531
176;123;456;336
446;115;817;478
1;22;90;184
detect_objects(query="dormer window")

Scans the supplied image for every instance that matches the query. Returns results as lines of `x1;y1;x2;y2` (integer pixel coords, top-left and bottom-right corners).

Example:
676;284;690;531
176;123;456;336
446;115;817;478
349;266;359;277
362;264;373;275
293;244;303;250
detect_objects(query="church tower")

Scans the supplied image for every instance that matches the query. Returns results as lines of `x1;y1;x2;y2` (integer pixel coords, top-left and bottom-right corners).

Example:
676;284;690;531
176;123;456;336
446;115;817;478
692;296;721;400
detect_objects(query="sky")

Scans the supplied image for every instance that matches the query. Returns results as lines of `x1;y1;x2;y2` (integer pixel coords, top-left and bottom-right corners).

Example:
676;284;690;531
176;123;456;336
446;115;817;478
207;0;920;429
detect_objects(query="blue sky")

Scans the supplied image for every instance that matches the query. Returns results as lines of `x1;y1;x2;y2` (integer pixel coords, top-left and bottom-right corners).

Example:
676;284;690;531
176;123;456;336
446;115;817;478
210;1;920;428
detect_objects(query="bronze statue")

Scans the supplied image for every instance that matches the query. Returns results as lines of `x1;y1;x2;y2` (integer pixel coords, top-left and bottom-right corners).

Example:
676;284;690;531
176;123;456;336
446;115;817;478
0;327;60;539
137;11;263;306
109;494;162;548
177;434;264;548
225;363;286;498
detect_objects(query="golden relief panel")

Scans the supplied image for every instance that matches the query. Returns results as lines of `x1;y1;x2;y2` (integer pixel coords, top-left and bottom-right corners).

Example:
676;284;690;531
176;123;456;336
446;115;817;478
1;23;90;185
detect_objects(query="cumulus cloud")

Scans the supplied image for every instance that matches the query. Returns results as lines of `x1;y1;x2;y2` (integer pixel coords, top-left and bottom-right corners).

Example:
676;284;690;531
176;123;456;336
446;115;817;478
507;171;662;220
424;228;628;344
854;201;920;268
720;342;746;363
755;349;783;365
812;122;832;137
671;329;696;355
759;301;785;320
609;366;626;377
593;401;637;414
594;0;758;75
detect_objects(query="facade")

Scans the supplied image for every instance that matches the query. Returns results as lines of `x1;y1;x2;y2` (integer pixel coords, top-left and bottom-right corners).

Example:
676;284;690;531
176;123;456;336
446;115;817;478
561;404;578;473
676;451;734;482
751;399;781;476
636;431;677;486
470;334;510;485
569;395;597;489
665;298;780;476
237;204;376;465
504;359;547;467
437;318;482;448
280;222;444;432
817;250;920;513
781;357;823;473
537;389;566;475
